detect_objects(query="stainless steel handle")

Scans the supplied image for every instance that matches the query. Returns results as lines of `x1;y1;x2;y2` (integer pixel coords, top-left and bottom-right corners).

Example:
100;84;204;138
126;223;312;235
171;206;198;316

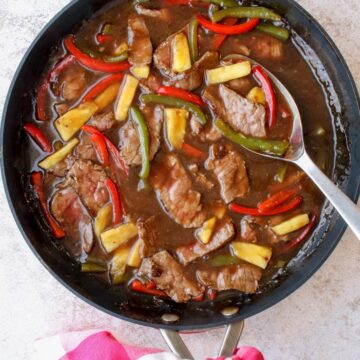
160;320;244;359
296;151;360;239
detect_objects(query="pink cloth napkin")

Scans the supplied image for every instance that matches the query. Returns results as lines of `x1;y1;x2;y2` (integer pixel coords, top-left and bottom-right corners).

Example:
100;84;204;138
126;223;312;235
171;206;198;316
32;330;264;360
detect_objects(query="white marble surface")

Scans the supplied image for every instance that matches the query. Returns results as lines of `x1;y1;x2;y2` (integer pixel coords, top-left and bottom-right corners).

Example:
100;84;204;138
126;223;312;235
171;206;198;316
0;1;360;359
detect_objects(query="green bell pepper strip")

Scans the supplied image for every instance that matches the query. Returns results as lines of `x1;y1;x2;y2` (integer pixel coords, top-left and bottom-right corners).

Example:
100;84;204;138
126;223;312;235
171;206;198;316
256;23;290;41
140;94;207;125
212;6;282;22
130;106;150;179
210;254;241;267
275;163;289;183
203;0;238;8
188;18;199;63
81;262;108;273
214;118;289;156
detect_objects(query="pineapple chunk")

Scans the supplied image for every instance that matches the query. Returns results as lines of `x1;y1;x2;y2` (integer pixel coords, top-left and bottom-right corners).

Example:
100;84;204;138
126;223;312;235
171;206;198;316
94;203;113;238
55;102;98;141
111;245;131;284
231;242;272;269
38;138;79;170
114;42;128;55
131;65;150;79
165;108;188;150
94;82;121;111
247;86;266;105
114;75;139;121
196;217;217;244
100;222;138;253
271;214;310;236
206;61;251;85
127;239;142;268
171;32;192;73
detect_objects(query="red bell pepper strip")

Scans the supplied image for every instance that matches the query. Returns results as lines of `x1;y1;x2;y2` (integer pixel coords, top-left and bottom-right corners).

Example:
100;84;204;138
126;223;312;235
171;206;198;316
230;195;303;216
31;172;65;239
64;35;131;73
207;289;218;301
81;74;124;103
105;178;122;225
48;55;76;84
196;14;260;35
257;187;300;213
182;143;207;160
24;124;52;153
91;133;110;166
81;125;128;175
130;279;167;297
275;214;317;255
96;34;112;44
212;18;238;50
193;293;205;302
253;65;277;129
157;86;205;106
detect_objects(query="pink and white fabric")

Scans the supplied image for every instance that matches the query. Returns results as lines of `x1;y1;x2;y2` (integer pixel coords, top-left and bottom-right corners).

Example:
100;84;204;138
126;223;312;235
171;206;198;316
31;330;264;360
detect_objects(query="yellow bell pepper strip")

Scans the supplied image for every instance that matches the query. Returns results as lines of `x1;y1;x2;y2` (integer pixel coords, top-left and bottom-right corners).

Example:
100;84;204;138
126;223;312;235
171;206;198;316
205;61;251;84
114;74;139;121
130;106;150;179
256;23;290;41
55;102;98;141
94;203;113;238
271;213;310;236
100;222;138;253
211;6;282;22
172;32;192;73
38;138;79;170
165;108;188;150
140;94;207;125
231;242;272;269
215;118;289;156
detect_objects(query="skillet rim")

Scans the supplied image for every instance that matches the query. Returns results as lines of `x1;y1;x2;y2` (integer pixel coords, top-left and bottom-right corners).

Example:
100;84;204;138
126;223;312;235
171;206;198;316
1;0;360;330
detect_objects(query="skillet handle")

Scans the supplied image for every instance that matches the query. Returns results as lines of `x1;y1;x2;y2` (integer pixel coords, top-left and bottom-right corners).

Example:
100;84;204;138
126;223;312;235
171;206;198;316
160;320;244;359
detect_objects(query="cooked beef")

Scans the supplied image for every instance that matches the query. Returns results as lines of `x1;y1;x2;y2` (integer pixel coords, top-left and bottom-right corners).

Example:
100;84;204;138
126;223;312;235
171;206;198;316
138;251;204;302
151;155;206;228
137;216;157;258
51;187;93;254
128;14;153;66
135;3;170;21
227;77;253;96
89;111;115;132
68;160;109;216
168;51;219;91
252;35;284;61
49;156;74;178
119;105;163;167
59;64;86;101
196;263;262;293
54;103;69;116
206;144;249;203
176;219;235;265
76;135;98;162
240;217;259;243
188;164;214;190
190;117;222;142
139;74;162;93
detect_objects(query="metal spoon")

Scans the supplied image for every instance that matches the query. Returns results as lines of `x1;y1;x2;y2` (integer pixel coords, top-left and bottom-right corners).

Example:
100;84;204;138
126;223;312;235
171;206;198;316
228;55;360;239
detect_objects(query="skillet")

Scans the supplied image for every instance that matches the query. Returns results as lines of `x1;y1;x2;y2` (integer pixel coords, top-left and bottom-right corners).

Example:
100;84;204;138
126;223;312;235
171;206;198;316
1;0;360;354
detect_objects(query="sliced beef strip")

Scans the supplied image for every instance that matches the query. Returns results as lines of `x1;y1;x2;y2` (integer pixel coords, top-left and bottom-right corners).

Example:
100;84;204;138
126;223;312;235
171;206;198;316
196;263;262;294
176;218;235;265
76;135;98;163
138;251;204;302
188;163;214;190
240;217;259;243
58;64;86;101
206;144;250;204
151;154;206;228
128;14;153;66
68;159;109;216
190;117;222;143
51;186;93;254
137;216;157;258
252;35;284;61
134;3;170;22
89;111;115;132
48;156;74;178
119;105;163;167
54;103;69;117
139;73;162;93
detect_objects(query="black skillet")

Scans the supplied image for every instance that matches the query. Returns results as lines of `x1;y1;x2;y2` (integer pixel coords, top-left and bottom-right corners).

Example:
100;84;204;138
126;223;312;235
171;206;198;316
1;0;360;357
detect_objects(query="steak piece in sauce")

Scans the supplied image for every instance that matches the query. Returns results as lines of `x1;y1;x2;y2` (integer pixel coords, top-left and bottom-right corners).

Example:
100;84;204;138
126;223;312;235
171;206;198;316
240;217;259;243
119;105;163;167
176;219;235;265
51;187;93;254
203;84;266;138
58;64;86;101
138;251;204;302
252;35;284;61
137;216;157;258
68;160;109;216
89;111;115;132
49;156;74;178
206;144;250;204
134;3;170;21
128;14;153;66
197;263;262;294
76;135;98;163
188;163;214;190
151;154;206;228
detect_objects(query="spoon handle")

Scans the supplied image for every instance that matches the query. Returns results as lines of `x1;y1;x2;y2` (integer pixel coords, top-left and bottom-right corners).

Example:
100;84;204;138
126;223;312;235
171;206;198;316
296;152;360;240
